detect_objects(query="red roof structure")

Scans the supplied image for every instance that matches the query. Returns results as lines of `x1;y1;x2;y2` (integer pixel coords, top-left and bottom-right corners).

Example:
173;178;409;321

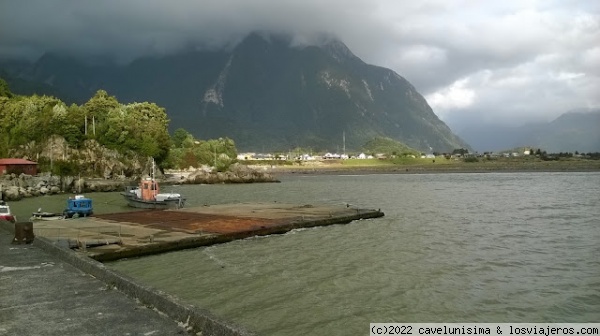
0;158;38;176
0;159;37;165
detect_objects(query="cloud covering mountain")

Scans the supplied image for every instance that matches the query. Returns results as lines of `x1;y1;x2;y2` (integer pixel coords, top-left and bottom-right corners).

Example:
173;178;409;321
1;0;598;131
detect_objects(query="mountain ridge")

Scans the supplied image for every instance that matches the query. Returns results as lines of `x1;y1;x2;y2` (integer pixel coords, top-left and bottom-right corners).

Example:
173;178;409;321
0;33;470;153
452;108;600;153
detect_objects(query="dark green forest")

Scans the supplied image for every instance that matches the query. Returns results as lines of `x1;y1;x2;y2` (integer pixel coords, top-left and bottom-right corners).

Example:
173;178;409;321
0;78;238;176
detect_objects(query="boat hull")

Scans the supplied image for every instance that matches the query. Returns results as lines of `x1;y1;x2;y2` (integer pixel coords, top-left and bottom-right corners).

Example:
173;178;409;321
0;202;16;223
122;193;185;209
122;158;186;210
0;214;16;223
31;212;65;221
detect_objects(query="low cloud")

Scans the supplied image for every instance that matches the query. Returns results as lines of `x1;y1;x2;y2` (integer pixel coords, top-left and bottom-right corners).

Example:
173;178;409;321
1;0;598;128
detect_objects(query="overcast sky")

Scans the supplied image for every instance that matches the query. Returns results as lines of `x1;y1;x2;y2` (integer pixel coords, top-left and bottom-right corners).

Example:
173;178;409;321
1;0;598;129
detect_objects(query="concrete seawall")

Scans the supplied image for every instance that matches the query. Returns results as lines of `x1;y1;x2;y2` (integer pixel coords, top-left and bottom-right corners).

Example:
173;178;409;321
1;221;255;336
34;236;255;336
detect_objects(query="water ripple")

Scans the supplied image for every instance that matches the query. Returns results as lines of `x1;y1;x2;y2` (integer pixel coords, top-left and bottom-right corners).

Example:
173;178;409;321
108;172;600;334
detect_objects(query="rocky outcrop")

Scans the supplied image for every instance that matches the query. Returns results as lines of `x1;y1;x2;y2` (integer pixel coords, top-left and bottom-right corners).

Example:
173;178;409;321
0;163;279;201
0;164;277;201
179;163;278;184
0;173;127;201
11;135;146;178
0;173;59;201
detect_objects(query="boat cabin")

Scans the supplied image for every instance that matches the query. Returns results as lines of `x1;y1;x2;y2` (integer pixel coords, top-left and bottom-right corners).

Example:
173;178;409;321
140;178;159;201
64;195;93;218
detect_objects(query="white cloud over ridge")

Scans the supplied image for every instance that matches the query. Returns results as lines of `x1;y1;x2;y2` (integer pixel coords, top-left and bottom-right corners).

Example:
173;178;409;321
0;0;598;128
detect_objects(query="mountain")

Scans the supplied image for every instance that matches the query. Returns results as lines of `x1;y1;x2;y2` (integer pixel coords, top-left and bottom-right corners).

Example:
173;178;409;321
0;33;469;152
0;68;74;102
453;108;600;153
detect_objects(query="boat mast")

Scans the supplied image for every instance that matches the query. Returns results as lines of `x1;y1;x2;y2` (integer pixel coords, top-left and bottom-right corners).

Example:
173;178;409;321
151;158;155;181
151;158;158;198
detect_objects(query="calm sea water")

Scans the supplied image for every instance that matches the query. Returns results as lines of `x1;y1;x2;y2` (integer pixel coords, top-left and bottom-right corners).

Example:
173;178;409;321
18;172;600;335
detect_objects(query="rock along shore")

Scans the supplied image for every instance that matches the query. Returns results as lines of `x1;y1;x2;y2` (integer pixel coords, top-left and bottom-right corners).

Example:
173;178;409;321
0;163;278;202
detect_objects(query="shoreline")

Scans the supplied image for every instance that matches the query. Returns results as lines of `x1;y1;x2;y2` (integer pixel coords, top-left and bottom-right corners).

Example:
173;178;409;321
266;161;600;176
2;161;598;202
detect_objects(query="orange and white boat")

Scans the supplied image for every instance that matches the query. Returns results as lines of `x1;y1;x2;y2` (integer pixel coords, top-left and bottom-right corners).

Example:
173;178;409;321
122;159;185;209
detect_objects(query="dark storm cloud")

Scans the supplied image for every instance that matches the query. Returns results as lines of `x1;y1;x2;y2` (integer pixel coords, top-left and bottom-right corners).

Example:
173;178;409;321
1;0;598;126
0;0;380;61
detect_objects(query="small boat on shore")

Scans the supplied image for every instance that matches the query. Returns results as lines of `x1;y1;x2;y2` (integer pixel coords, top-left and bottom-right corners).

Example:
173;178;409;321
30;211;64;221
0;200;17;223
121;159;186;209
31;195;94;221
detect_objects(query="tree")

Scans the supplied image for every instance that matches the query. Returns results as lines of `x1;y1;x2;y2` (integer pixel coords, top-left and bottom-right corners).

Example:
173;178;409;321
83;90;119;137
0;78;13;98
52;159;79;176
362;136;419;157
452;148;469;155
172;128;192;148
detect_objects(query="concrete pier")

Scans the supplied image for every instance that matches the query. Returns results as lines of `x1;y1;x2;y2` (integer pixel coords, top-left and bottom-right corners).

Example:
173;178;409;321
0;202;383;335
0;223;256;336
29;202;384;262
0;231;191;335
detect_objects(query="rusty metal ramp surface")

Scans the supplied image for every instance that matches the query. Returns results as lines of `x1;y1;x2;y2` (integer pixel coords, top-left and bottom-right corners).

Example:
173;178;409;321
94;210;282;234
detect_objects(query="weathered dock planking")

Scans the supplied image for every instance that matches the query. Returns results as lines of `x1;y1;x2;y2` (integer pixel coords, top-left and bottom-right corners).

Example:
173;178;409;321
30;202;384;261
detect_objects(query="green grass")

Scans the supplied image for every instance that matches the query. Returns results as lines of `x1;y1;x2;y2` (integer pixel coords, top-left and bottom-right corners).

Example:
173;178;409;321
388;157;459;166
246;156;600;173
340;159;395;167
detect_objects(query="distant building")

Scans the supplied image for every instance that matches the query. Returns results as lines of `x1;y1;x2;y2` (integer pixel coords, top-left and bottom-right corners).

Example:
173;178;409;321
237;153;280;160
0;159;38;176
253;153;274;160
237;153;255;160
299;154;315;161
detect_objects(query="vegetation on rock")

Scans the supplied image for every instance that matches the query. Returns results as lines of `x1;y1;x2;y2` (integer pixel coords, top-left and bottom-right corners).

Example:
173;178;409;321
164;128;237;172
0;79;238;177
361;137;420;157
